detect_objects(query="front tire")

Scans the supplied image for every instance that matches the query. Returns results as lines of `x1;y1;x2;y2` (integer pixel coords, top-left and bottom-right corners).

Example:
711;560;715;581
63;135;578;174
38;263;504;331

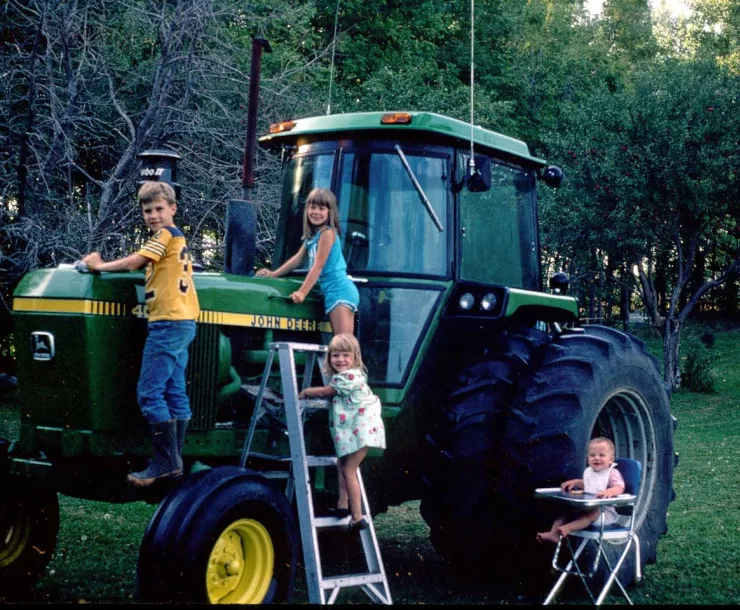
0;479;59;599
136;466;299;604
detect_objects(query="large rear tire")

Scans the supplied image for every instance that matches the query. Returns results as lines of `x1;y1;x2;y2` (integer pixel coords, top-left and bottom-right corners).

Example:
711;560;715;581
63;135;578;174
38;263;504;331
0;479;59;600
136;465;299;604
498;325;675;589
419;326;551;567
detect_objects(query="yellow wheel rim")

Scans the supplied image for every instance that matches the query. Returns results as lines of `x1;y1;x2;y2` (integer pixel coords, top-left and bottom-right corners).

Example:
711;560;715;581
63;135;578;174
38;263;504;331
0;502;31;567
206;518;274;604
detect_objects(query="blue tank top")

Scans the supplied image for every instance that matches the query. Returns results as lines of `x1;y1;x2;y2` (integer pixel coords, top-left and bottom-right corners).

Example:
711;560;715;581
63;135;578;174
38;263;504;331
305;228;347;287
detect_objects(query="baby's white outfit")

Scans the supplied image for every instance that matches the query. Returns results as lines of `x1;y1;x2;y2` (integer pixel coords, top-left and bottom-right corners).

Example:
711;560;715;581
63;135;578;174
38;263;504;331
583;464;625;526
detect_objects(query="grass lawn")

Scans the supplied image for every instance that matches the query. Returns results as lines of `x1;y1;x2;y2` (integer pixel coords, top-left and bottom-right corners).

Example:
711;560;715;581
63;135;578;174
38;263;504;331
1;326;738;604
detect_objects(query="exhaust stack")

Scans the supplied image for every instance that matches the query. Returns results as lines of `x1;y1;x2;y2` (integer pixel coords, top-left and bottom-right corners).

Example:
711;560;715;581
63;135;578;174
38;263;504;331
224;37;272;276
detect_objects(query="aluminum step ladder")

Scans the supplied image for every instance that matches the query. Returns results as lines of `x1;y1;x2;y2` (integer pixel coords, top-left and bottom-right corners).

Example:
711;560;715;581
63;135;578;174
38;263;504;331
240;341;393;605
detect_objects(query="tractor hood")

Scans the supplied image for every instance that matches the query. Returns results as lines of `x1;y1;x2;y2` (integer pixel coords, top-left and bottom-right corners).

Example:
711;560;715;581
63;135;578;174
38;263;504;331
13;266;329;333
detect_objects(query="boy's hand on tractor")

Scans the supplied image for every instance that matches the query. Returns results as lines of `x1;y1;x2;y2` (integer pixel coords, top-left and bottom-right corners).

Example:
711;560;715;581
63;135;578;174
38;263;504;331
73;260;91;273
81;252;103;272
290;290;306;304
255;268;275;278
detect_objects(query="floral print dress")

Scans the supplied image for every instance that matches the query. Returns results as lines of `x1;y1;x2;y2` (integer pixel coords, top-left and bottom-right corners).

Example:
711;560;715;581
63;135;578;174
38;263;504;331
329;368;386;458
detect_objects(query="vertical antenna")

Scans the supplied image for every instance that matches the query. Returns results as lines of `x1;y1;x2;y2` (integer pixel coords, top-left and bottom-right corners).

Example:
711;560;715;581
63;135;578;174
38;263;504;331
326;0;341;115
468;0;476;177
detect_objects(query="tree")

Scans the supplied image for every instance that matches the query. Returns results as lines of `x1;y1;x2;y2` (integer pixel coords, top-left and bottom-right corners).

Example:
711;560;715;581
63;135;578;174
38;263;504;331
601;0;659;63
541;57;740;389
686;0;740;69
0;0;327;316
309;0;612;144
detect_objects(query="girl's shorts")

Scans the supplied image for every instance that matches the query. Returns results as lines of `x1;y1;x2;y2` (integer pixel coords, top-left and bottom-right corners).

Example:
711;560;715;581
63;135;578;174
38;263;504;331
321;277;360;316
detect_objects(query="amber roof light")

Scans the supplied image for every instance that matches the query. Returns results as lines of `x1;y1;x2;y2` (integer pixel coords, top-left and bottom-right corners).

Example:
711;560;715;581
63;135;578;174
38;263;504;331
269;120;296;134
380;113;412;125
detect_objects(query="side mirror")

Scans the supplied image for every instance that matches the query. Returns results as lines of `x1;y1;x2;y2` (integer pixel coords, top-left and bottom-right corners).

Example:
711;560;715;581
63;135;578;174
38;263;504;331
466;155;491;192
549;271;569;294
540;165;564;188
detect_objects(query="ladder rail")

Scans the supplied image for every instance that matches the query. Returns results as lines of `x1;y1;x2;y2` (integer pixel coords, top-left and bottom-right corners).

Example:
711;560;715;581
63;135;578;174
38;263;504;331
239;347;276;468
277;344;326;604
357;469;384;574
364;583;392;605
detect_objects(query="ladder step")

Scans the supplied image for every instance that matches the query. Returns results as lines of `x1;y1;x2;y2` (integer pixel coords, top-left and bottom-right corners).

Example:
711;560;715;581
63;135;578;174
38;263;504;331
260;471;291;480
302;398;331;410
306;455;338;467
242;384;284;404
313;516;352;528
271;341;328;353
243;385;331;408
246;452;291;463
321;573;387;589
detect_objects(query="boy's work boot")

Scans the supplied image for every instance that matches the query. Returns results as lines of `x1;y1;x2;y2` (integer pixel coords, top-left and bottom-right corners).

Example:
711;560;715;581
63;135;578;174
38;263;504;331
175;418;190;473
127;419;182;487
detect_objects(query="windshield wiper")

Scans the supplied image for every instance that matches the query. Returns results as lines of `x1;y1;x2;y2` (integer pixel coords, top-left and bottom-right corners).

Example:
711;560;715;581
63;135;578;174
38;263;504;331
394;144;445;232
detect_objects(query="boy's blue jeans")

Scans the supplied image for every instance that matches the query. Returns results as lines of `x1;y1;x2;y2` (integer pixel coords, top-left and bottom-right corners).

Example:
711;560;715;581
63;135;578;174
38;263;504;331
137;320;197;424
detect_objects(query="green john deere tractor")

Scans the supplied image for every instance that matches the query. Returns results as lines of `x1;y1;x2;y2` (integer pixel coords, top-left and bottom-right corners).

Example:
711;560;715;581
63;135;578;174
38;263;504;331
2;50;675;607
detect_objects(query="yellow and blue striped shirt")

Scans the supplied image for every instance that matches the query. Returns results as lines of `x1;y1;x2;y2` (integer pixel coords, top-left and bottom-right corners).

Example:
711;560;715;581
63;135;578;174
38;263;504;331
137;226;200;322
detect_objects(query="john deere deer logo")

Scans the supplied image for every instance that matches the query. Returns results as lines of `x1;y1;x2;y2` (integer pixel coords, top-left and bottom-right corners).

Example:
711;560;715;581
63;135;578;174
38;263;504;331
31;332;55;361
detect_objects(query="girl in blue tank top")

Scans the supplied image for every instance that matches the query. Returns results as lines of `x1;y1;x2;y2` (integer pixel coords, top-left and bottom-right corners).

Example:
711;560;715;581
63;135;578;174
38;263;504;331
256;188;360;335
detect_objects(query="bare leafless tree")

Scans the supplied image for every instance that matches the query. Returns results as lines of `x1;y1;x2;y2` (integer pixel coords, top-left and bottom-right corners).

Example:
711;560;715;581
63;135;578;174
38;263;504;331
0;0;333;320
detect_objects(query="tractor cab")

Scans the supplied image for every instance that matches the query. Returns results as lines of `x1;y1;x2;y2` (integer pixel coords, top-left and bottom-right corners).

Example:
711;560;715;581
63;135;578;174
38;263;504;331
259;111;565;388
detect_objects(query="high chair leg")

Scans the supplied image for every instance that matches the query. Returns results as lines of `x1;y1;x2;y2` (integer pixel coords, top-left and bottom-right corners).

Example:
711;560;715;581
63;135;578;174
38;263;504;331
594;534;638;606
544;537;592;605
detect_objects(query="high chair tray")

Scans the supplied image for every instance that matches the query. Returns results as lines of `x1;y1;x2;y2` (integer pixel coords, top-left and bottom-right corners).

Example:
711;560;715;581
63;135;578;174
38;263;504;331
535;488;636;508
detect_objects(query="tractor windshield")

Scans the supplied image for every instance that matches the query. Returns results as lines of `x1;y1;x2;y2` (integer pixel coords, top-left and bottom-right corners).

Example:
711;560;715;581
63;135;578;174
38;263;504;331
272;145;449;278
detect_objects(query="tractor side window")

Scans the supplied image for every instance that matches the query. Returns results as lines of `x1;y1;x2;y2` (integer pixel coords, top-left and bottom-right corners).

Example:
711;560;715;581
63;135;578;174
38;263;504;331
355;285;444;386
458;155;539;289
338;151;447;277
272;153;334;270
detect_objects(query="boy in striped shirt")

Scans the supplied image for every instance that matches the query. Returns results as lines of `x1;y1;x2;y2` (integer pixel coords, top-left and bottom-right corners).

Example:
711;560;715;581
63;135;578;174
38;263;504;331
82;181;199;487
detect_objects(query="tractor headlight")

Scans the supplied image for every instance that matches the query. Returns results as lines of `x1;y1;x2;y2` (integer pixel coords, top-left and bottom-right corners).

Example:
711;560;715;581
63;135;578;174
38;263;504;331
459;292;475;311
480;292;497;312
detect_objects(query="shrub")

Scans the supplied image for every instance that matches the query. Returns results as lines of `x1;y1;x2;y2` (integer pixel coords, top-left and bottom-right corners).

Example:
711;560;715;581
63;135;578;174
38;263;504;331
681;348;717;394
699;329;715;349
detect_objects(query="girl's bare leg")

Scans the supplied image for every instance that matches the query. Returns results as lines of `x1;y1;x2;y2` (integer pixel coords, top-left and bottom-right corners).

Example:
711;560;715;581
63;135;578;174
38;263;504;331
336;464;348;510
329;305;355;335
537;517;566;543
340;447;368;522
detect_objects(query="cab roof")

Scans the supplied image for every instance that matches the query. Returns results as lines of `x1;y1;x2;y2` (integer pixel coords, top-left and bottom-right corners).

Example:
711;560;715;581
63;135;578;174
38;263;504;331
258;111;546;167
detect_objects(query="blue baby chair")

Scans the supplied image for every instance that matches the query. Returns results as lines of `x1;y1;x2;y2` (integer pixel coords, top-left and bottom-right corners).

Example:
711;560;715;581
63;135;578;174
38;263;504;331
538;458;643;606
